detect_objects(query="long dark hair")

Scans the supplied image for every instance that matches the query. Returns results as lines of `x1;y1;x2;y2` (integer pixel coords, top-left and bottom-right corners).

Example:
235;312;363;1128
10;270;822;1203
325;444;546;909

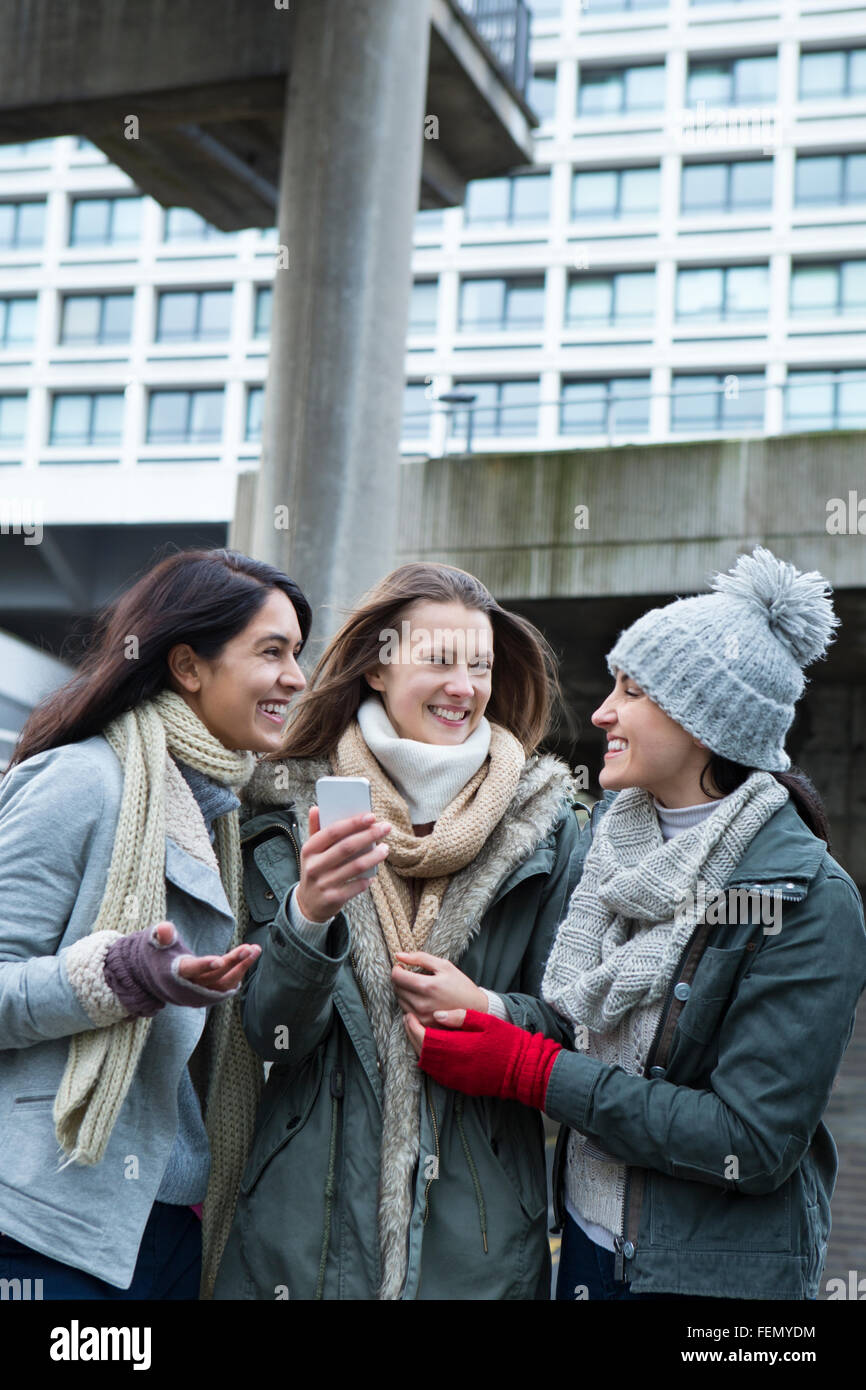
700;754;830;846
279;562;563;758
10;548;312;768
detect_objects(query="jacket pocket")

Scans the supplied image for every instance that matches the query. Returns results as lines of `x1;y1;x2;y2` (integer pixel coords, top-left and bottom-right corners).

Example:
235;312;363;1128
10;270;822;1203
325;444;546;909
239;1048;325;1196
648;1168;793;1252
480;1099;547;1223
676;945;751;1046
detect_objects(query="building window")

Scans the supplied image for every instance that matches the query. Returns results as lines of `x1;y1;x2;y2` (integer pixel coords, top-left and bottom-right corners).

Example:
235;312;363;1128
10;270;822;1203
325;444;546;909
246;386;264;442
409;281;438;332
464;173;550;224
60;293;133;345
795;153;866;206
528;70;557;120
785;369;866;429
147;389;224;443
451;380;539;436
800;49;866;100
529;0;562;14
402;382;433;438
561;378;651;434
459;277;545;331
415;208;445;234
0;297;37;347
69;197;143;246
572;167;660;218
0;394;27;444
0;201;46;250
163;208;232;242
687;56;777;107
671;373;765;431
566;271;655;325
50;392;124;445
675;265;769;320
589;0;668;9
790;261;866;316
156;290;233;342
578;64;666;116
681;159;773;212
254;286;273;338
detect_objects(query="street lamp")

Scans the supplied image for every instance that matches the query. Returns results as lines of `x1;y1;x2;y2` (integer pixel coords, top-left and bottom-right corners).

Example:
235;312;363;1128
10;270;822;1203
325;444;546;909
437;390;478;454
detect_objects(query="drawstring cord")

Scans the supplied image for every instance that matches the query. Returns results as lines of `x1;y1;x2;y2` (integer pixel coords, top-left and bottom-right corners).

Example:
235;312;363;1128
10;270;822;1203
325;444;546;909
454;1094;489;1254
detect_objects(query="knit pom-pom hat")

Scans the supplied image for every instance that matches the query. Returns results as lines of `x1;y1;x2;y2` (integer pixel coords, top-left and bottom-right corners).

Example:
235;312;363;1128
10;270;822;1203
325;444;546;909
605;547;839;770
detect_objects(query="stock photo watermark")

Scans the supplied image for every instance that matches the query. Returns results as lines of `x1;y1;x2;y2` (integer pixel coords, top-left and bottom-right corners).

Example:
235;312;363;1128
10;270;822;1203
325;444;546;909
0;499;43;545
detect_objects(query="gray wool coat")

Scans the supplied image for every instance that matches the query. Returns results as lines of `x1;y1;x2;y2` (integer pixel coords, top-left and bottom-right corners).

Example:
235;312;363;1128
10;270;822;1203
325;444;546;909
0;736;238;1289
213;750;583;1301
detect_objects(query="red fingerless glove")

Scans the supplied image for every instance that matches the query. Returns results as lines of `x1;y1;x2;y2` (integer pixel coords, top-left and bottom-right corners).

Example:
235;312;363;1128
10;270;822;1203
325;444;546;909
418;1009;562;1110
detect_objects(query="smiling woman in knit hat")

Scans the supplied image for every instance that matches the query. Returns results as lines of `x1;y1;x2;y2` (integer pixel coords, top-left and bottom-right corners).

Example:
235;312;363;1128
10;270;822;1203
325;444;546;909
408;547;866;1302
0;548;324;1300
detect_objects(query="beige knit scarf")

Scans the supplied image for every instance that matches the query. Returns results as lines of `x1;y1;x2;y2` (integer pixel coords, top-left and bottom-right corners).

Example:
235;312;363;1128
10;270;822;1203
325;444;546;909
332;716;525;1298
332;718;524;966
52;689;259;1299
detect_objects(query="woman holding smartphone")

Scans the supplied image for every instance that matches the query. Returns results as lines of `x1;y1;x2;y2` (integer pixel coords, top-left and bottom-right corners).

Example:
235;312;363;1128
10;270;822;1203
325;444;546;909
214;562;584;1300
409;548;866;1301
0;547;314;1299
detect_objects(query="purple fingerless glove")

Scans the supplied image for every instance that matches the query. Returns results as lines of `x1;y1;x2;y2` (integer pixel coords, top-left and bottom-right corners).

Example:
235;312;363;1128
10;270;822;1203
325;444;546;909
103;922;237;1018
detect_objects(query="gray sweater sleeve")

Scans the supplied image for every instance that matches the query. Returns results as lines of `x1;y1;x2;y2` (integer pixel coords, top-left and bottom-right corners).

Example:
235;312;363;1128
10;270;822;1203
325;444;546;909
0;746;122;1047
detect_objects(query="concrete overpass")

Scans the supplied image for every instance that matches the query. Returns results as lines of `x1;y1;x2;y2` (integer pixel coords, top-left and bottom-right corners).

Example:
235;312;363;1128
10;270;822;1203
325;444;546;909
396;430;866;889
0;0;535;629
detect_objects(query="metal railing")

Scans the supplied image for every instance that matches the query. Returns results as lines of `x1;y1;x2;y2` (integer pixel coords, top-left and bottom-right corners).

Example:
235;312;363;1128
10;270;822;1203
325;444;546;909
402;373;866;450
455;0;531;94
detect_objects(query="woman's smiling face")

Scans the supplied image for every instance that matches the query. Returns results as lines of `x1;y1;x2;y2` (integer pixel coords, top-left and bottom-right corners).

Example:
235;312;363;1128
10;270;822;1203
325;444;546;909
592;668;715;807
168;587;307;753
364;600;494;745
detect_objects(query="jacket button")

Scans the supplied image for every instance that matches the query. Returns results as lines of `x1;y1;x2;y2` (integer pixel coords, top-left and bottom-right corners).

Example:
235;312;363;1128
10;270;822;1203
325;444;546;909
785;882;795;890
264;889;275;900
673;982;691;1001
622;1240;635;1259
648;1065;666;1079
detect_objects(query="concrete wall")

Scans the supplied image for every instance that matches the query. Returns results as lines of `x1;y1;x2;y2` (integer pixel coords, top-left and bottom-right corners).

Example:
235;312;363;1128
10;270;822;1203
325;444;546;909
397;431;866;597
397;432;866;890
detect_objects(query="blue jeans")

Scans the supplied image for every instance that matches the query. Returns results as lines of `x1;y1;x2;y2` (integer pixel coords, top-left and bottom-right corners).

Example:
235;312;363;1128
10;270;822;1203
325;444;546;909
0;1201;202;1300
555;1210;705;1301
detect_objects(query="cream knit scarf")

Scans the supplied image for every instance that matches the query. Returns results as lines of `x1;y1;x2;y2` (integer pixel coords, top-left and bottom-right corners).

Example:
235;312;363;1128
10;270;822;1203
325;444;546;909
331;714;525;1298
542;771;788;1034
331;716;524;965
52;689;258;1298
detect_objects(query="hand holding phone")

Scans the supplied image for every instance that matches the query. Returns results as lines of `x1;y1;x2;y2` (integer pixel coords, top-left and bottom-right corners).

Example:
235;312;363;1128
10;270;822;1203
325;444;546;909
294;779;391;923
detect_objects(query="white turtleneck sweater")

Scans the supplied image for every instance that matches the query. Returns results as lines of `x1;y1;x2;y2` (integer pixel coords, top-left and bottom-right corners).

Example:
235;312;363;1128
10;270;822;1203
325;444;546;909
567;791;731;1253
287;696;508;1016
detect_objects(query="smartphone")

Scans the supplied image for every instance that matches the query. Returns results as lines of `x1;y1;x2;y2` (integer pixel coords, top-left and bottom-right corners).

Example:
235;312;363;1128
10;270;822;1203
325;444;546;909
315;776;377;879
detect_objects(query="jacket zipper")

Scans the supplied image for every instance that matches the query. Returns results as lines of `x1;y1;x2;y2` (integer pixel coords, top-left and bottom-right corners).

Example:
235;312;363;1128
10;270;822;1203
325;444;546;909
613;935;692;1282
423;1074;441;1223
240;817;301;871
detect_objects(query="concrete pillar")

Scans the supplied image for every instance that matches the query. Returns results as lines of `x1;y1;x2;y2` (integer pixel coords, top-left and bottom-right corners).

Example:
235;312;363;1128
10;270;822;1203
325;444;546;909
237;0;432;639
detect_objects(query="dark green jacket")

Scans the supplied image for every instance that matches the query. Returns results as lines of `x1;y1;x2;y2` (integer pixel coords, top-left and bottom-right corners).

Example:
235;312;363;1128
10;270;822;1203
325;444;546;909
547;795;866;1299
214;751;584;1301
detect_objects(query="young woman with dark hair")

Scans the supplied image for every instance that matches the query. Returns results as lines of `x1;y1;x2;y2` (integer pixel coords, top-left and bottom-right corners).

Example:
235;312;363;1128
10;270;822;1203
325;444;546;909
410;548;866;1301
0;547;334;1299
214;561;584;1300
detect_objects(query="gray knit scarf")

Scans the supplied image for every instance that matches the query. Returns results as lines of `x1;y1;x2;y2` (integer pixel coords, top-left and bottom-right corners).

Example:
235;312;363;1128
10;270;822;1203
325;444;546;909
542;771;788;1034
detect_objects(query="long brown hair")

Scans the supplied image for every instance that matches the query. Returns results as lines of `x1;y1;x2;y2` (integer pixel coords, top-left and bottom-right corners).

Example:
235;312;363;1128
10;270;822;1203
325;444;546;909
278;562;562;759
10;548;312;768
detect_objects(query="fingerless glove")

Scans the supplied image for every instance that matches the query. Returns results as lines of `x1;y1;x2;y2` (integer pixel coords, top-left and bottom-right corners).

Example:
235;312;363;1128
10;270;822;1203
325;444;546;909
418;1009;561;1110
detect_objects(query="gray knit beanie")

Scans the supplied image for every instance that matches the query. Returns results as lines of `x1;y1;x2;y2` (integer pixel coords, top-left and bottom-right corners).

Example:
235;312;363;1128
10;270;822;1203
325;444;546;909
605;547;839;771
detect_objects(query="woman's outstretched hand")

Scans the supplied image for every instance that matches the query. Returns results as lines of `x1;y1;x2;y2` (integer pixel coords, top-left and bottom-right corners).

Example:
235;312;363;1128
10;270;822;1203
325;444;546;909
404;1008;562;1111
392;950;487;1024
